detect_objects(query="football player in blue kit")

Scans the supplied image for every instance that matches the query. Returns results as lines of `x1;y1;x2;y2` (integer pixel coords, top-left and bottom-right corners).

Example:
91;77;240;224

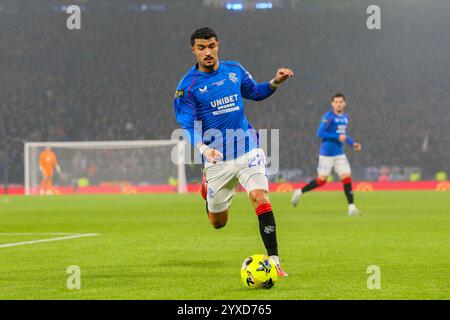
174;27;294;276
291;93;362;216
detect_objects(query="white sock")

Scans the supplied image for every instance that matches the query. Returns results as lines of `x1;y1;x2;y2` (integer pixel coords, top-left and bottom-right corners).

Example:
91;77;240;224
349;203;356;210
270;255;280;266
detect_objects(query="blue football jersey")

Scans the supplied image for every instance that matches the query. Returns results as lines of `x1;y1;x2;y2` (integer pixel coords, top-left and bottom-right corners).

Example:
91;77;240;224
174;60;275;161
317;110;355;156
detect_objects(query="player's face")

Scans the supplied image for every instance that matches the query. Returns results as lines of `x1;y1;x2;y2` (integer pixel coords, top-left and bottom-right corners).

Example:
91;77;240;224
331;97;346;114
192;38;220;71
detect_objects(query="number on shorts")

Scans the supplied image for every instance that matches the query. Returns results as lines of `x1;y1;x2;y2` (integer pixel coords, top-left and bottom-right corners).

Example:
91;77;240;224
248;153;263;168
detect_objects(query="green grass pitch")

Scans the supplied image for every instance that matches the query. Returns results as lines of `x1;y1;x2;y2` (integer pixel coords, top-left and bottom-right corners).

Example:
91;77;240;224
0;191;449;299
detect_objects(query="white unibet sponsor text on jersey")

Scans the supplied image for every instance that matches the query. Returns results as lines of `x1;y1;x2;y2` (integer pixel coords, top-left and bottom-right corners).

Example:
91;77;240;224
210;94;239;108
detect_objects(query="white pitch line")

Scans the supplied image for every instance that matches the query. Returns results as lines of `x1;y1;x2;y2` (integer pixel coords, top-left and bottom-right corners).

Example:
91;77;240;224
0;232;78;236
0;233;99;249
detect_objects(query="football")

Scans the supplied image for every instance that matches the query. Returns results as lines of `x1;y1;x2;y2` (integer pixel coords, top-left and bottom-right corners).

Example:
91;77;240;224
240;254;278;289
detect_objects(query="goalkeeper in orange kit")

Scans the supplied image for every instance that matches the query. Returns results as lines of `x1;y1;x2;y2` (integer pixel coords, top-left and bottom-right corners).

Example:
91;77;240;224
39;147;61;195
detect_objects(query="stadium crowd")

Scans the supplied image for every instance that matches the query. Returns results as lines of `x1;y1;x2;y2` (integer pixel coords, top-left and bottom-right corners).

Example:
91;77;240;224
0;0;449;185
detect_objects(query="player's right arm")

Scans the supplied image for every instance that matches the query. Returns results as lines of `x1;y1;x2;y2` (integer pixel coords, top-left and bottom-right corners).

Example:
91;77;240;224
174;87;201;145
173;87;222;162
316;114;339;140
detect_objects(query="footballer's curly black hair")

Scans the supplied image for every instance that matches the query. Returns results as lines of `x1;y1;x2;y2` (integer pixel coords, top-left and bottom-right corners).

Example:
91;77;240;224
190;27;218;46
331;93;346;101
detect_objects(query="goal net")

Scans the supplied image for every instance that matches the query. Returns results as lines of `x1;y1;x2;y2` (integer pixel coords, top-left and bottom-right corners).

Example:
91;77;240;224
24;140;187;195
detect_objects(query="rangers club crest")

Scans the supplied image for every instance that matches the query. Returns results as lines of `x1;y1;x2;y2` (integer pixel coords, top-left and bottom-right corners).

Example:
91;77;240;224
229;72;238;83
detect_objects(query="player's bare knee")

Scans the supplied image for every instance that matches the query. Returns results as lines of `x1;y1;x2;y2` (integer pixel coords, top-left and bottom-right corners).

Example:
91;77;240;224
249;189;269;207
212;221;226;229
208;210;228;229
211;217;227;229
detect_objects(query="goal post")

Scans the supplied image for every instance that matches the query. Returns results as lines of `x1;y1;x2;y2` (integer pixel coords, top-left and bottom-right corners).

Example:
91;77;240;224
24;140;187;195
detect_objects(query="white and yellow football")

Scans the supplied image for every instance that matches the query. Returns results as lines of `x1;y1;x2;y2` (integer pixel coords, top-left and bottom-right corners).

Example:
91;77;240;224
240;254;278;289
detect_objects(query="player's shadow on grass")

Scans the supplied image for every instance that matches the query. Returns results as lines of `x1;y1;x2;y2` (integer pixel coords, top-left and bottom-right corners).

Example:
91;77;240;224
159;259;227;269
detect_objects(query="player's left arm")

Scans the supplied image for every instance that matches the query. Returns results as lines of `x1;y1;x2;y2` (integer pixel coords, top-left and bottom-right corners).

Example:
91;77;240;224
345;135;362;150
55;162;62;175
53;154;62;175
344;121;362;151
269;68;295;90
240;65;294;101
353;141;362;151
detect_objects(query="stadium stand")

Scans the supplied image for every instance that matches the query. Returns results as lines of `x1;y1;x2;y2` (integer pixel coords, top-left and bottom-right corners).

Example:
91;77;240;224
0;0;449;185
